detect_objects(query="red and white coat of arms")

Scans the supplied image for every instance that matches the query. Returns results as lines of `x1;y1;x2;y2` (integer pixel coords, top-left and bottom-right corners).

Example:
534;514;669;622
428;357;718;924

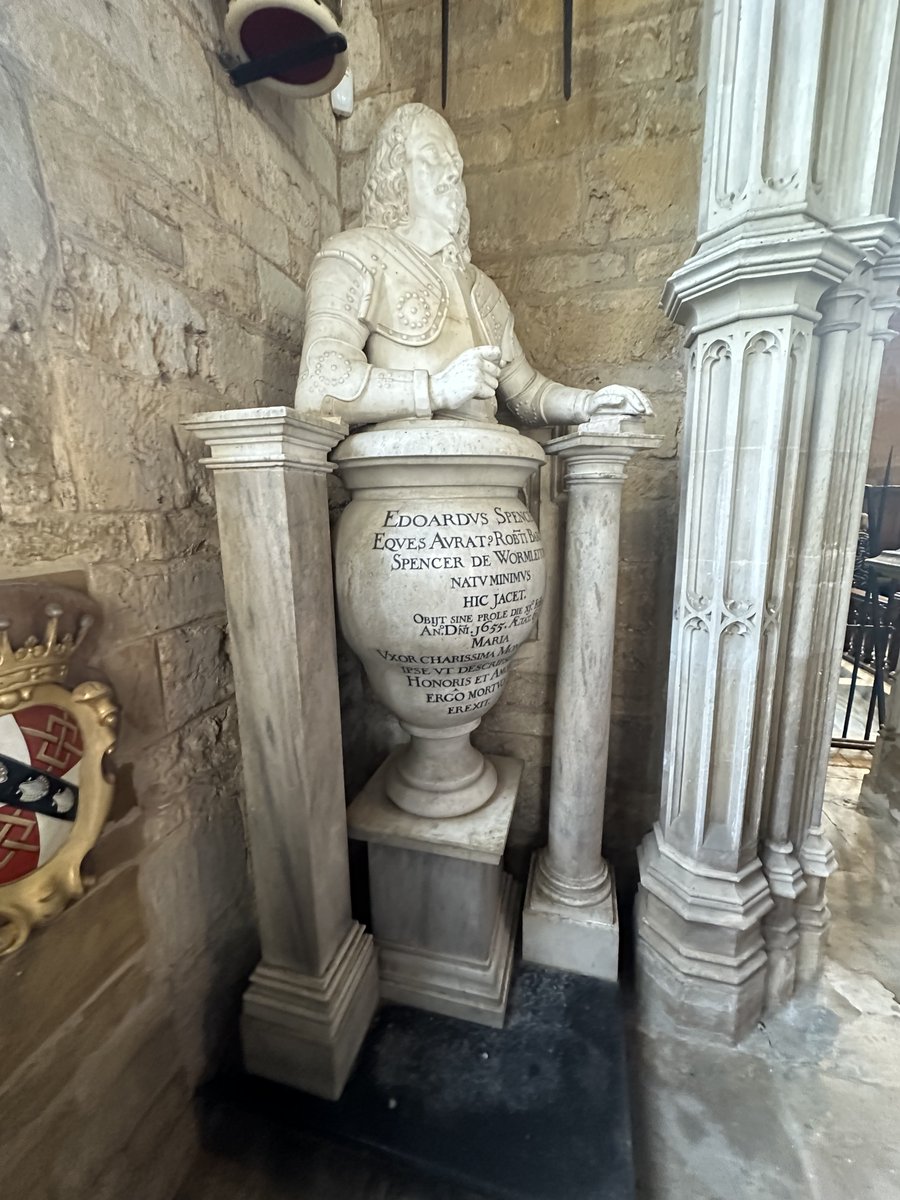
0;705;82;885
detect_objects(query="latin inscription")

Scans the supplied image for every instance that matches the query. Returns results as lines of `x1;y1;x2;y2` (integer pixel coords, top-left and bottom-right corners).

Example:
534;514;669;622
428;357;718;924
370;506;544;716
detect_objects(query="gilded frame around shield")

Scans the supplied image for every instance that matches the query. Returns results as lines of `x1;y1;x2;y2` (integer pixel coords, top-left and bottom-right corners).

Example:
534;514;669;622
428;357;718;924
0;678;118;955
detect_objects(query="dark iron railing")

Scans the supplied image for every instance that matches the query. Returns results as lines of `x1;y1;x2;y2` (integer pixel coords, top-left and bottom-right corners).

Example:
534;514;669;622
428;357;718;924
834;451;898;749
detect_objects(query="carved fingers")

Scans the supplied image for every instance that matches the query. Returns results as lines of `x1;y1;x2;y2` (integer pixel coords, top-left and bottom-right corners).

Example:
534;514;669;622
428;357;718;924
431;345;502;411
564;385;651;424
582;385;651;419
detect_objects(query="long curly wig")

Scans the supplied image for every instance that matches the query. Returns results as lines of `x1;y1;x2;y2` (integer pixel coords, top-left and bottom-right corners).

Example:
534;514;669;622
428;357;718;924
362;103;471;263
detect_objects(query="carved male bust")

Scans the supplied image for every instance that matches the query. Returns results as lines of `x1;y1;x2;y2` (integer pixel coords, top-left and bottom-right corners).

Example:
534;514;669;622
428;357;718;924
295;103;640;429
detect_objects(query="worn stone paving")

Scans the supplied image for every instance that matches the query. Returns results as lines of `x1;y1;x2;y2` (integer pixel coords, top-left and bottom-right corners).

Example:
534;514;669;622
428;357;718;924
630;752;900;1200
179;755;900;1199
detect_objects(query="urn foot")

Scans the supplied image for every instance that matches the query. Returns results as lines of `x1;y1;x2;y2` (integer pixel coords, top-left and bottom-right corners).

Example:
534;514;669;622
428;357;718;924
385;720;498;817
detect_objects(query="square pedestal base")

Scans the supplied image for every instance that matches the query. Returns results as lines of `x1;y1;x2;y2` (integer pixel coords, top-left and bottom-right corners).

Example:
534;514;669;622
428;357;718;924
241;922;379;1101
377;872;520;1027
521;858;620;981
349;753;522;1028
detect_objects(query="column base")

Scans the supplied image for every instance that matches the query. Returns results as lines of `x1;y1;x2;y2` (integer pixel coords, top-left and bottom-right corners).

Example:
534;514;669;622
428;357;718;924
861;758;900;822
795;826;838;984
635;906;767;1044
762;898;801;1010
795;874;832;985
635;826;772;1043
521;854;619;981
762;840;805;1010
241;922;379;1101
349;753;522;1029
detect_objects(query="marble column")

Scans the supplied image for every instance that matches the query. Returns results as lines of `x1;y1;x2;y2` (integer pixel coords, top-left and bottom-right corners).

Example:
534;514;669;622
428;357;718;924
185;407;378;1100
523;408;658;979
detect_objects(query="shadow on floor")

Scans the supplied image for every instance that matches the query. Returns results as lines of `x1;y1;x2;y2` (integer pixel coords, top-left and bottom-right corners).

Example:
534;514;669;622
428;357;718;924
178;757;900;1200
179;966;634;1200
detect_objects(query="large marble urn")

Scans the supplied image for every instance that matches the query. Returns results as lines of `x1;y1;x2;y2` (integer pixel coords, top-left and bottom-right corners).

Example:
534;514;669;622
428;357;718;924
333;421;545;818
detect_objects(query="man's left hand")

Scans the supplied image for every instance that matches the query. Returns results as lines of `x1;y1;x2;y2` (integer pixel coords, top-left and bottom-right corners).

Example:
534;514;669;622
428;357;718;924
573;385;650;423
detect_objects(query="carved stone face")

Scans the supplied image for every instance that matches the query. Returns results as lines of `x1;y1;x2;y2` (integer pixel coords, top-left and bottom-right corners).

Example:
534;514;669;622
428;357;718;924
404;113;466;237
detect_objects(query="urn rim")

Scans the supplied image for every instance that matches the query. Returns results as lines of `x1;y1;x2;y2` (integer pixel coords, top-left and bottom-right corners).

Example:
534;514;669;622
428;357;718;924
331;421;547;468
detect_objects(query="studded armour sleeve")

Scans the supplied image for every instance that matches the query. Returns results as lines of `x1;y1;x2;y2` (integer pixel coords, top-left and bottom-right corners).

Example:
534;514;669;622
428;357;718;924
496;316;593;427
294;249;433;426
470;271;592;427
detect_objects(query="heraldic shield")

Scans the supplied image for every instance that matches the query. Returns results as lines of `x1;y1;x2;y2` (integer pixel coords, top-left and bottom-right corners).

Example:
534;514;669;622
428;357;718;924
0;593;118;955
0;704;83;885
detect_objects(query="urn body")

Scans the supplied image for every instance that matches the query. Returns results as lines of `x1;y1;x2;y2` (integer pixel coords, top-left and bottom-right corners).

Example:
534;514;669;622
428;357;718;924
333;422;546;816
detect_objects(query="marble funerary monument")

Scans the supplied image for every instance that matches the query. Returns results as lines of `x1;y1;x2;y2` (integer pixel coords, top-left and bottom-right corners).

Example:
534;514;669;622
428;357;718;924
189;102;656;1098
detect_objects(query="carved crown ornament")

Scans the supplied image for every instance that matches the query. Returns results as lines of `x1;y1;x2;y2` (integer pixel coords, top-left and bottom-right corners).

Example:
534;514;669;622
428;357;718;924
0;597;118;956
0;604;93;693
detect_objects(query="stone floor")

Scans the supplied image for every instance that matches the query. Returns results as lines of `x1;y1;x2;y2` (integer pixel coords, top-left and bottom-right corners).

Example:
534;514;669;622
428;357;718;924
630;750;900;1200
178;752;900;1200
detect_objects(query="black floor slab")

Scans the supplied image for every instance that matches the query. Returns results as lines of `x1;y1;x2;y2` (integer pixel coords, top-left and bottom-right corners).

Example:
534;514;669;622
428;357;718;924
196;964;634;1200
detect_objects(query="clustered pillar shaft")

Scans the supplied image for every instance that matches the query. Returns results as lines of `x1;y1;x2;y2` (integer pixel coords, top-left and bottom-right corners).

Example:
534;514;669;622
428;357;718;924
635;0;900;1041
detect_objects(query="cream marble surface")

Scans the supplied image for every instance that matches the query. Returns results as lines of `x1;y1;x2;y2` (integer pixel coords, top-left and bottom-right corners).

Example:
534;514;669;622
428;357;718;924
306;103;654;827
332;423;545;819
348;752;520;864
189;408;378;1100
523;859;618;981
375;871;520;1028
523;420;656;981
350;753;522;1027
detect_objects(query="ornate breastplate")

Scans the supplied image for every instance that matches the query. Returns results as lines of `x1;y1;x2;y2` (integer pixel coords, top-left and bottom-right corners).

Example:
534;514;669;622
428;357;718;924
365;232;450;346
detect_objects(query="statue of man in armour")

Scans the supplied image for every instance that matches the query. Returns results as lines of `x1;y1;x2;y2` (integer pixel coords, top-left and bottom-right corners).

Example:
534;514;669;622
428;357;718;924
295;103;641;428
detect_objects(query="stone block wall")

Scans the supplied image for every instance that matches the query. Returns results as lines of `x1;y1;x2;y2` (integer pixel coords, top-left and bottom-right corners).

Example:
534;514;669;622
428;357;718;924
0;0;701;1189
338;0;703;884
0;1;339;1195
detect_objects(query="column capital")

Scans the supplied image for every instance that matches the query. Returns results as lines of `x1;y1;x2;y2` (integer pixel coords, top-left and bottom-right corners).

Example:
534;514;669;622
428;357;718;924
548;392;661;465
869;246;900;341
547;423;661;489
184;406;348;473
831;216;900;263
548;427;661;459
814;280;869;336
664;226;866;338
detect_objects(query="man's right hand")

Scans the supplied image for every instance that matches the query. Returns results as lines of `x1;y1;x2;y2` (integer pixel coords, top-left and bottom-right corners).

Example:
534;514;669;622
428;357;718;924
430;345;502;411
